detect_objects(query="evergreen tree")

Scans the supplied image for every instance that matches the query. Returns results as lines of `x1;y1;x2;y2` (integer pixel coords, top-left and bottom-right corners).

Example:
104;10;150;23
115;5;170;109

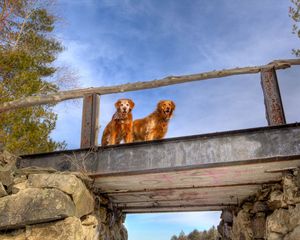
170;226;219;240
188;229;201;240
289;0;300;56
171;235;178;240
206;226;217;240
0;0;66;154
178;231;188;240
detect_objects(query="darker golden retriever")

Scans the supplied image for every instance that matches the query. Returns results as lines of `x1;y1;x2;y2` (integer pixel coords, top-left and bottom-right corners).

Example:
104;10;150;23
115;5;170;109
133;100;175;141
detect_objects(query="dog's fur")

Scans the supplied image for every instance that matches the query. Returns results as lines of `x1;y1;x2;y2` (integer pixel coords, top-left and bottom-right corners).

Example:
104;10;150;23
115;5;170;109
133;100;175;141
101;99;135;146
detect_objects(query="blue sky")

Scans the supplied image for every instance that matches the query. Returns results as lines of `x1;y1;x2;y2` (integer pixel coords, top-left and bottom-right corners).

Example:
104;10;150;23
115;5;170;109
50;1;300;240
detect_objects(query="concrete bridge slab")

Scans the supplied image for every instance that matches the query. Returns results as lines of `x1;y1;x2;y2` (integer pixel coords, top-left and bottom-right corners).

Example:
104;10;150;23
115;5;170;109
18;123;300;213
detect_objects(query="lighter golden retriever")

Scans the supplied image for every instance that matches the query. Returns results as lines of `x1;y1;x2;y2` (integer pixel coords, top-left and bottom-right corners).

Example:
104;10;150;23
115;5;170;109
101;99;135;146
133;100;175;141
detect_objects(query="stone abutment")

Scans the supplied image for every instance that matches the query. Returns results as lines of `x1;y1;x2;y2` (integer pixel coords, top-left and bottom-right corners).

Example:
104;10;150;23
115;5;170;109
0;151;127;240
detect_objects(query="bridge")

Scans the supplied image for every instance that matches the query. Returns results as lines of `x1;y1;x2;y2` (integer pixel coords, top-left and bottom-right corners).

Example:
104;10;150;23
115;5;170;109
18;123;300;213
2;59;300;213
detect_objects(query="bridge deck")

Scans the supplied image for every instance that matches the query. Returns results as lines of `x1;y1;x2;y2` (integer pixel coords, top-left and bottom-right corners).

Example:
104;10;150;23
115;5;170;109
18;124;300;213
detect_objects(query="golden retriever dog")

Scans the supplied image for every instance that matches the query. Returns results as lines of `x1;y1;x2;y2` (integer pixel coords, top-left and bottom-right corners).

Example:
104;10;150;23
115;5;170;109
101;99;135;146
133;100;175;141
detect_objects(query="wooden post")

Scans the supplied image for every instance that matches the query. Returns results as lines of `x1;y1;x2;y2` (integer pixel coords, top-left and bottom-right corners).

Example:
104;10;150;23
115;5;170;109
80;94;100;148
260;67;286;126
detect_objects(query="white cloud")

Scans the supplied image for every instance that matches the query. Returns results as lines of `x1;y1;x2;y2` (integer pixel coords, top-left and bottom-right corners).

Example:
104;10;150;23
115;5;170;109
56;40;99;87
51;0;300;149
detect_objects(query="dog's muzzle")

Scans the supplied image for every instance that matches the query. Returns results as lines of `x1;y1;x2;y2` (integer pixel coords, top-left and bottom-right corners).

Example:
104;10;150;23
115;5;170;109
164;109;171;114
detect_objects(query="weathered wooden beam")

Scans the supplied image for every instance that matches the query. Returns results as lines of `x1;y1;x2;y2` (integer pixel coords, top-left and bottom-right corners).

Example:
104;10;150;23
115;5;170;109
80;94;100;148
122;205;227;213
0;59;299;112
261;67;286;125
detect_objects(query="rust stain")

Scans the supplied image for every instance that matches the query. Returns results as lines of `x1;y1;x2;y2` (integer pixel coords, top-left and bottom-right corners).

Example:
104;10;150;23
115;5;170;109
261;68;285;126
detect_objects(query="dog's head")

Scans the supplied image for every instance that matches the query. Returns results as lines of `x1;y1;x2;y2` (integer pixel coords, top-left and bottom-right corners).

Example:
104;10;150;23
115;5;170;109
157;100;175;120
115;99;135;114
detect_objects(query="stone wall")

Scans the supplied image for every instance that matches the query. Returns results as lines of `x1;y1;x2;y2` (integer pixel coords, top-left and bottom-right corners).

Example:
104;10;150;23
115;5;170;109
0;151;127;240
218;169;300;240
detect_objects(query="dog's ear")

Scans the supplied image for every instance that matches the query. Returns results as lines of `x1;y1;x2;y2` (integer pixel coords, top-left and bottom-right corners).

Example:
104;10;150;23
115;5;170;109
157;100;164;109
170;101;176;110
114;100;121;109
128;99;135;109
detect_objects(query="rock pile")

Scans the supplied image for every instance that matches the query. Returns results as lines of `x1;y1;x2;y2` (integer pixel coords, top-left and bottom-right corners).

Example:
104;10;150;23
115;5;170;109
218;170;300;240
95;194;128;240
0;151;128;240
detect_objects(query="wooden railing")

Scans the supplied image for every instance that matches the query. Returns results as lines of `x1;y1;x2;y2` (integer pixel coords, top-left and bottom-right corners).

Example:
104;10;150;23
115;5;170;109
1;59;299;148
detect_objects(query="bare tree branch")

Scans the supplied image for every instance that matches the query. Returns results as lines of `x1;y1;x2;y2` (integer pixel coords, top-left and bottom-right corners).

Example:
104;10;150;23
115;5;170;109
13;4;34;49
0;0;16;33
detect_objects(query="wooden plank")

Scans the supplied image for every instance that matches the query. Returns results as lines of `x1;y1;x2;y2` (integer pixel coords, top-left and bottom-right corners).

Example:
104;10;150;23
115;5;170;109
261;67;286;125
80;94;100;148
123;205;229;213
109;185;261;204
92;159;300;193
115;184;261;213
117;198;243;208
1;59;299;112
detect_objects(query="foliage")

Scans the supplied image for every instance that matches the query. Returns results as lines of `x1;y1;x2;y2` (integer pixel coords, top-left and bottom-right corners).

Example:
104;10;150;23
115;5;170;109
171;235;178;240
0;0;66;155
170;226;219;240
289;0;300;56
188;230;202;240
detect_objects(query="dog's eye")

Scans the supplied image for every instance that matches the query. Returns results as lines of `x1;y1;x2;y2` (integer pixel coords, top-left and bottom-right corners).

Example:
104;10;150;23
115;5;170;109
126;103;129;106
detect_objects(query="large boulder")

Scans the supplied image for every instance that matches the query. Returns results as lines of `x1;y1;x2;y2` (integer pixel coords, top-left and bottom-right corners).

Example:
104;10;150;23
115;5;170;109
0;151;16;187
0;188;76;230
232;210;253;240
266;208;290;236
282;173;300;205
221;209;233;223
11;180;27;194
0;230;25;240
268;190;286;210
99;206;108;223
217;220;232;240
284;225;300;240
26;217;83;240
28;173;94;217
81;215;100;240
120;225;128;240
0;216;99;240
266;204;300;238
252;201;268;213
251;212;266;239
0;182;7;197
